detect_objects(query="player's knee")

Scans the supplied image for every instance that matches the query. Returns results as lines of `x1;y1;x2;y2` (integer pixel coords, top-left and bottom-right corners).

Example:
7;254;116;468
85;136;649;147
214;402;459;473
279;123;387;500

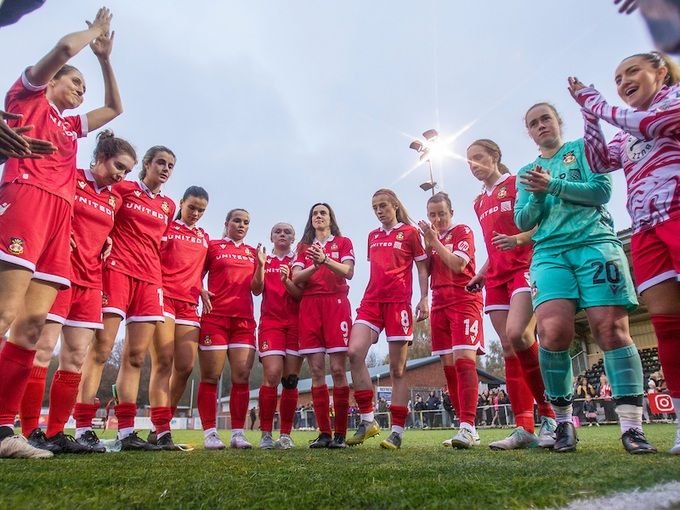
389;364;406;380
33;349;52;367
127;350;146;369
201;375;220;385
15;314;47;345
592;323;630;349
347;346;364;367
67;347;88;371
0;308;18;334
153;352;174;374
281;374;299;389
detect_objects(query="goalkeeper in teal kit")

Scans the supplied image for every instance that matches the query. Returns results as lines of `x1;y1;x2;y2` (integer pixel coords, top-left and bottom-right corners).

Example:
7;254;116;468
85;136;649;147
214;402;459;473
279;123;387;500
514;102;655;454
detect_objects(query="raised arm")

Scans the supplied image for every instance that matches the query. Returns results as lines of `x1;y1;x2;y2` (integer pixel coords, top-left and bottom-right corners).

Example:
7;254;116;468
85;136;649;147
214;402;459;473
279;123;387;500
574;83;680;140
86;29;123;130
27;7;111;87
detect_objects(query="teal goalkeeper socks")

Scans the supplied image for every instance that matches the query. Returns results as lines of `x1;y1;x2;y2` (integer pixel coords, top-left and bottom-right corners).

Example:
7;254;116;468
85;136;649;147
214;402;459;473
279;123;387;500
604;345;644;398
538;347;573;402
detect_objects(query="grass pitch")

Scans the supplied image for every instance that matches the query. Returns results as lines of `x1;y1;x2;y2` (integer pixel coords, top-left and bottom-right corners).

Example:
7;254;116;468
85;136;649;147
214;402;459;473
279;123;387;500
1;424;679;509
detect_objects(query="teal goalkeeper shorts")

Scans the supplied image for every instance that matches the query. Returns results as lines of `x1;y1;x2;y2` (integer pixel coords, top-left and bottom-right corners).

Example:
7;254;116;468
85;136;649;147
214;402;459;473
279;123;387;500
530;242;638;311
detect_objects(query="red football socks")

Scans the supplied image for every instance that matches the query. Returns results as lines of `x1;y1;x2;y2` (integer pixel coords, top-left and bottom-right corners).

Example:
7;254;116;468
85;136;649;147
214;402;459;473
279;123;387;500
311;384;331;435
354;388;374;414
229;383;250;430
197;381;217;431
333;386;349;436
19;365;47;436
652;315;680;398
279;387;298;435
258;385;278;433
46;370;81;437
455;358;478;427
516;341;555;419
504;355;535;433
443;364;460;415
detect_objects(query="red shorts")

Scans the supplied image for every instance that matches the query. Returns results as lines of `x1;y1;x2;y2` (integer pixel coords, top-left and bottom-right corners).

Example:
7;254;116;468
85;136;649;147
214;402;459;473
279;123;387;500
102;269;164;324
199;315;256;351
298;294;352;355
431;302;484;355
47;284;103;329
631;218;680;293
484;270;531;313
355;301;413;342
0;183;71;288
258;319;300;357
164;297;200;327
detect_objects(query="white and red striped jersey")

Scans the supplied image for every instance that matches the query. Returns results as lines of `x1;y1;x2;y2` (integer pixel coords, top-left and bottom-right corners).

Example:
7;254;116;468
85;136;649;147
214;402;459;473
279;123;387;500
203;238;257;319
362;223;427;304
161;220;209;304
3;72;87;204
473;174;532;286
71;168;120;289
105;180;175;285
292;235;355;296
576;83;680;233
260;252;299;328
429;224;481;311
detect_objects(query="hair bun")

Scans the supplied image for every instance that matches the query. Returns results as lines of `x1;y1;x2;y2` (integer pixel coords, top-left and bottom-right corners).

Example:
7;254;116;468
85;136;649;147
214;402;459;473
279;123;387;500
96;129;115;142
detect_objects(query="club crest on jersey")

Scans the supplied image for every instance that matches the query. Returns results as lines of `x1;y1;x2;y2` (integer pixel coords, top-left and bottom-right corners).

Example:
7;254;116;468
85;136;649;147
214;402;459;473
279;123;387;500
161;201;170;214
531;282;538;298
108;195;116;208
244;248;252;256
78;180;87;189
102;293;109;306
203;335;212;345
457;241;469;252
562;151;576;164
396;231;405;241
133;190;142;197
497;186;507;199
197;230;204;238
220;244;226;250
331;243;338;250
8;237;24;255
261;340;269;352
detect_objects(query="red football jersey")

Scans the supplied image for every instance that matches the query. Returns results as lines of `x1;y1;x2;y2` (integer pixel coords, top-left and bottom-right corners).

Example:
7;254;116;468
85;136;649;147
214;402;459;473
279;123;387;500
292;235;355;296
473;174;532;286
260;252;299;327
430;224;481;311
3;72;87;204
203;238;257;319
362;223;427;303
161;220;209;304
70;168;120;289
105;181;175;285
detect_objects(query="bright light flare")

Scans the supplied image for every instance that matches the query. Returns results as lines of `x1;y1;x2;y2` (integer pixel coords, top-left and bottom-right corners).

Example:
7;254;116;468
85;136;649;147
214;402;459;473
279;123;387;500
397;119;478;183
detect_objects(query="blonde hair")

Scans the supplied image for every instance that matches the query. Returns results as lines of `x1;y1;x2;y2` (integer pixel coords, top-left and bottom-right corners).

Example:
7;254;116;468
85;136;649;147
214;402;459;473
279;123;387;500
623;51;680;87
467;139;510;175
372;188;414;225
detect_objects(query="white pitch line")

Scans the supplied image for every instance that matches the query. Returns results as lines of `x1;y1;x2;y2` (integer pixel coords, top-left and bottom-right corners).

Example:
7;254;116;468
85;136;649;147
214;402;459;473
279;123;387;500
557;481;680;510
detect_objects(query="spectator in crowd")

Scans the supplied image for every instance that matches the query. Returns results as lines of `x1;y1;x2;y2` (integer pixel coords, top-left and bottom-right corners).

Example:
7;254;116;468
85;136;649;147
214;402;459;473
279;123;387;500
413;394;426;428
249;406;258;431
442;389;456;427
574;376;597;419
497;389;510;426
377;397;389;428
583;394;600;427
477;390;489;426
426;390;441;428
597;374;617;422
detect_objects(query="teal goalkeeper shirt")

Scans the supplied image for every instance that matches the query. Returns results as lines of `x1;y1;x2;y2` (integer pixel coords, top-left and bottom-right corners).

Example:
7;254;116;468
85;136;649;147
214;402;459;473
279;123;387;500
514;139;620;256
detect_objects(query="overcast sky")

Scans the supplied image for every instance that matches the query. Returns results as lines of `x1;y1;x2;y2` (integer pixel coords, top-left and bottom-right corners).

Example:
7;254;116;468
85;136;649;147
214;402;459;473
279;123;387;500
1;1;655;355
